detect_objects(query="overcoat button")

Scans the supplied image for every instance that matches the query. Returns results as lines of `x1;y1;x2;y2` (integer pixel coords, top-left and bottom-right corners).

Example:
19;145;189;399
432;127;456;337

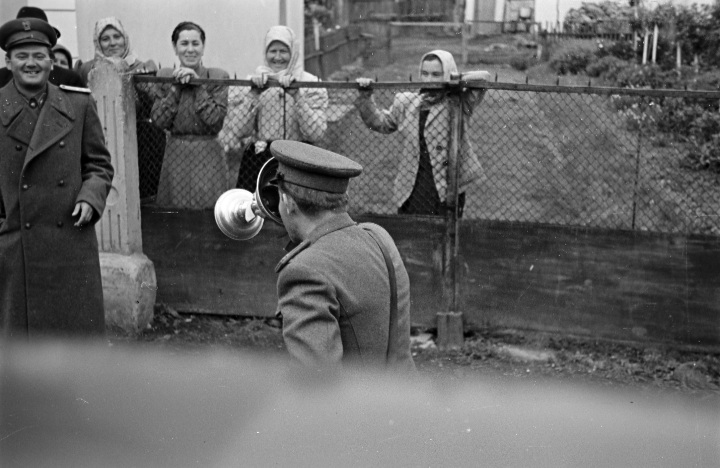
442;160;449;166
57;221;64;227
25;223;31;229
22;184;28;190
58;180;65;186
59;141;65;148
15;145;22;151
436;144;445;151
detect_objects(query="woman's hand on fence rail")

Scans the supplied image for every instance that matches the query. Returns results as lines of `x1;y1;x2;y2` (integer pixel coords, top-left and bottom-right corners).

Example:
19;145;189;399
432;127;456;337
250;73;296;89
461;70;492;82
356;77;374;93
250;73;267;88
173;66;200;85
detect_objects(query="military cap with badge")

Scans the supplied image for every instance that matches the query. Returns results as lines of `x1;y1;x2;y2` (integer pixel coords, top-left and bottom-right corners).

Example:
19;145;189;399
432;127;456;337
0;17;57;52
270;140;363;194
0;15;91;94
214;140;364;241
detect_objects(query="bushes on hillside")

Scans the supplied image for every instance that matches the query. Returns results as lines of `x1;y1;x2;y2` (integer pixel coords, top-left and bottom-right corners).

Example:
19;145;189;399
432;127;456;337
510;54;535;71
595;40;636;61
563;1;634;34
549;46;598;75
586;56;628;81
685;135;720;173
543;0;720;174
613;63;682;88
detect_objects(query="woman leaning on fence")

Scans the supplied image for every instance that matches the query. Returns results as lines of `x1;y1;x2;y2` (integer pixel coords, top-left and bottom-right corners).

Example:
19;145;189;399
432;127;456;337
74;17;157;84
220;25;328;192
74;17;164;200
355;50;490;217
151;21;229;209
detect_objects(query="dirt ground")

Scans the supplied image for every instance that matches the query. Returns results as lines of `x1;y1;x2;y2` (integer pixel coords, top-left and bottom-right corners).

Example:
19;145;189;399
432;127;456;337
110;305;720;400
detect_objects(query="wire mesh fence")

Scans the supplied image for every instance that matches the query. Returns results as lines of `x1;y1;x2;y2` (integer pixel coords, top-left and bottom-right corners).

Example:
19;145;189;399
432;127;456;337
134;76;720;236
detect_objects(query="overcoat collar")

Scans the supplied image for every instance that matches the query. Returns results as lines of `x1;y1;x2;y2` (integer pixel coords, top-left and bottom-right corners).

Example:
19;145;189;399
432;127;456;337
306;212;355;244
0;81;75;140
1;82;75;164
275;212;356;272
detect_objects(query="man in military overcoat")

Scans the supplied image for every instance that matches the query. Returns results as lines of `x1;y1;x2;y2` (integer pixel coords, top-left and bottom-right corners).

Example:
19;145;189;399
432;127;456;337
0;18;114;339
265;140;415;370
0;7;84;88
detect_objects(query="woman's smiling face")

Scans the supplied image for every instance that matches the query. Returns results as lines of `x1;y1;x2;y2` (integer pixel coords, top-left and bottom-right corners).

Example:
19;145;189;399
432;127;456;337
99;27;126;58
265;41;291;73
174;29;204;69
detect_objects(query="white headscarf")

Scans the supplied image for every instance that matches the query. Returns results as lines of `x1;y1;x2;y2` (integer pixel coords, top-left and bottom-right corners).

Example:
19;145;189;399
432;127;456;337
93;17;138;66
254;25;304;81
419;49;458;81
418;49;473;111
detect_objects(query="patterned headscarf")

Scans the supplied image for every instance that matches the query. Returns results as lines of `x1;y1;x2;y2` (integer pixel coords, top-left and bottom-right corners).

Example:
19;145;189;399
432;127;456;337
93;17;137;66
254;25;304;81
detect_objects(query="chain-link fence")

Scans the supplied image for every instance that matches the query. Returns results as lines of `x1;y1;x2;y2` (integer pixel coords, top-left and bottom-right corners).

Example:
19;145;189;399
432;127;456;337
134;76;720;236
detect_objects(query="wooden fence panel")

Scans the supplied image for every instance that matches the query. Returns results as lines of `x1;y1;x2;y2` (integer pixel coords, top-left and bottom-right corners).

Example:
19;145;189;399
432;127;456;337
303;26;371;80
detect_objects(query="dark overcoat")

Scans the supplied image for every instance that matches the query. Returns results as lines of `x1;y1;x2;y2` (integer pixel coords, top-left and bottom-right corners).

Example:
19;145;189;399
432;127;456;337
0;82;114;338
276;213;415;371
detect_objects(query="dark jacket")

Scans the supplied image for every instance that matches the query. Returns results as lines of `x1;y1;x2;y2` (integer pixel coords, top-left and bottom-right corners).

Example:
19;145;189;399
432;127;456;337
0;82;114;338
0;67;84;88
276;213;415;371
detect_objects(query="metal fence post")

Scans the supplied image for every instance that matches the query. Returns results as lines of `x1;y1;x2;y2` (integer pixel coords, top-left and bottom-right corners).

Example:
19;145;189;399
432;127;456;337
385;20;392;64
436;88;463;350
461;22;468;65
631;97;644;231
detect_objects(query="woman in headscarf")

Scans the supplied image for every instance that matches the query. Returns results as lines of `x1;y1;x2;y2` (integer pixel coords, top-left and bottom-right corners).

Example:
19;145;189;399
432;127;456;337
75;17;156;84
355;50;491;216
75;17;162;200
222;25;328;192
150;21;229;210
52;43;73;69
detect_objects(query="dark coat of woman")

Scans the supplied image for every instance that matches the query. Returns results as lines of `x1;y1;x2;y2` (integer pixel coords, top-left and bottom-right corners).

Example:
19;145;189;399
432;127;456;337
151;66;228;209
0;83;114;339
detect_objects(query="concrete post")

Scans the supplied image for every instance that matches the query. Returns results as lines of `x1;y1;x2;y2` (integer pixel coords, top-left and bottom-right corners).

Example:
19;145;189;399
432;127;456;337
89;58;157;335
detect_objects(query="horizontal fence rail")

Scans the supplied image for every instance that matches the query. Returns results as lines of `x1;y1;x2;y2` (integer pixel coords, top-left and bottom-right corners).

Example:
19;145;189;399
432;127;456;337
133;76;720;236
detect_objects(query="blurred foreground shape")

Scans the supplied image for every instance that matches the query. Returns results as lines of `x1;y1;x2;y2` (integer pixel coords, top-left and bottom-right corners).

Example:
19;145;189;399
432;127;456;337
1;340;718;467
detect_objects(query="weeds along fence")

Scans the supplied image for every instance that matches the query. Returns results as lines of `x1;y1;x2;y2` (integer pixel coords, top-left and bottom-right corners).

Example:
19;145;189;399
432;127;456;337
133;75;720;237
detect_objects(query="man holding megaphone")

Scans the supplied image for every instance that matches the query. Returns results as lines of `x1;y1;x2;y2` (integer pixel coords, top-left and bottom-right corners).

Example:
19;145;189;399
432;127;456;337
237;140;416;370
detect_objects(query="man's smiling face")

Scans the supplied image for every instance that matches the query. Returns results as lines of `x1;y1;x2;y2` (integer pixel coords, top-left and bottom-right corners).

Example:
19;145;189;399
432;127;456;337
6;44;52;93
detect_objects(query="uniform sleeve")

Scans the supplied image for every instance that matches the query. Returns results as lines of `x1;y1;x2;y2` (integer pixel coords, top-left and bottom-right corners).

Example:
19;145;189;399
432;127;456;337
354;90;403;134
277;262;343;367
77;95;115;223
297;85;328;143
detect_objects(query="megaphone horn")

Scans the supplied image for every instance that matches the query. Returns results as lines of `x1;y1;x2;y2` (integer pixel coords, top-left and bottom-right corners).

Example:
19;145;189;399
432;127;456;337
214;157;282;241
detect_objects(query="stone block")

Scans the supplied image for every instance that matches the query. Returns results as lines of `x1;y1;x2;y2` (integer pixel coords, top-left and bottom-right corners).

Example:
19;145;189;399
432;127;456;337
100;252;156;335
